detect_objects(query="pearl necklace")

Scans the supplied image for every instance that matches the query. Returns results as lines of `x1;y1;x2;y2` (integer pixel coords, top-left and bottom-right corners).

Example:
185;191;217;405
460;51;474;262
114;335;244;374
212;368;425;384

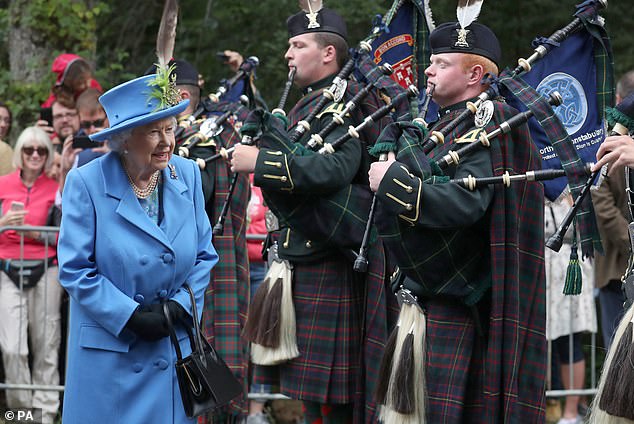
124;167;160;199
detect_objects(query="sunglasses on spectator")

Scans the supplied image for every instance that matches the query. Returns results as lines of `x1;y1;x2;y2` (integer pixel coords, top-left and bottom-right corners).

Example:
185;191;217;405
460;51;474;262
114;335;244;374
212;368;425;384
22;146;48;156
80;118;106;129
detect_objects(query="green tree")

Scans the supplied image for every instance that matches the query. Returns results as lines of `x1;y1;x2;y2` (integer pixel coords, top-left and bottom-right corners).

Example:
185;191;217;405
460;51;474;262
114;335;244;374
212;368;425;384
1;0;634;136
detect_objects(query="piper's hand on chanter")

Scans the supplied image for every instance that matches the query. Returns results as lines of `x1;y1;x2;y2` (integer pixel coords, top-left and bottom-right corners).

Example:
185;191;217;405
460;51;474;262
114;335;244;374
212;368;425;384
368;151;396;192
592;135;634;175
230;144;259;173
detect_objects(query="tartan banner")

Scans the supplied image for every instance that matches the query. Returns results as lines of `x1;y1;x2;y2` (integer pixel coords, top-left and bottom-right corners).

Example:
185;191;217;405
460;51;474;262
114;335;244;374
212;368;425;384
367;0;436;120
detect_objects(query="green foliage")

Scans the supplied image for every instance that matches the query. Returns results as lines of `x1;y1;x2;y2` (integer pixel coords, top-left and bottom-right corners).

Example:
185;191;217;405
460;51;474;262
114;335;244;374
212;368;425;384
2;0;634;136
0;71;50;144
13;0;109;52
0;7;8;66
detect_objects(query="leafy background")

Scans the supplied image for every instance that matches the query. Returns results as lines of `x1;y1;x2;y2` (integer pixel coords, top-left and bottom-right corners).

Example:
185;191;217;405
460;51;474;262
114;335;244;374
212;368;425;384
1;0;633;140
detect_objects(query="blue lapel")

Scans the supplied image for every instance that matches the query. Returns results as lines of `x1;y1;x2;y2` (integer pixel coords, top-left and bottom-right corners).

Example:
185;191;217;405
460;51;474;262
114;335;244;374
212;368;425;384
159;162;190;245
100;153;190;251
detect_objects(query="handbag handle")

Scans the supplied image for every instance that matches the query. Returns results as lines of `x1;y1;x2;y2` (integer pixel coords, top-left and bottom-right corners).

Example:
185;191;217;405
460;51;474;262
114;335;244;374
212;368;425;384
163;284;206;360
163;302;184;360
183;284;206;356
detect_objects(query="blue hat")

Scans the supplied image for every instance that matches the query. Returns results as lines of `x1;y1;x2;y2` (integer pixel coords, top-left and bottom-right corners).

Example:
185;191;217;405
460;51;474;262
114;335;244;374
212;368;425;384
90;74;189;141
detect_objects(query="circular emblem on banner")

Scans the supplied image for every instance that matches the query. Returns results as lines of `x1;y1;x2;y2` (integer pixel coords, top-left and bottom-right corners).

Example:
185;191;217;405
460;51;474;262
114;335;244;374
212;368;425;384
536;72;587;135
474;100;494;128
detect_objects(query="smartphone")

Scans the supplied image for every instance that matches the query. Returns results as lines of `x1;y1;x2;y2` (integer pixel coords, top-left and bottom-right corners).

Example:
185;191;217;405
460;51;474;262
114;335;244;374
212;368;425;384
40;107;53;126
10;201;24;211
216;51;229;62
72;135;103;149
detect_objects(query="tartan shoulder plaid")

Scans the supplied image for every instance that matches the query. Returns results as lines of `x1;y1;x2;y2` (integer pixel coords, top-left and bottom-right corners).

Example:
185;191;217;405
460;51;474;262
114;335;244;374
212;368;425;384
499;74;602;259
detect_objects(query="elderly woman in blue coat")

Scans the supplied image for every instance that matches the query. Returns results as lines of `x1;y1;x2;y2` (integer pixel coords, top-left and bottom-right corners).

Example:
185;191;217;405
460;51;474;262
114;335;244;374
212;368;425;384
57;69;218;423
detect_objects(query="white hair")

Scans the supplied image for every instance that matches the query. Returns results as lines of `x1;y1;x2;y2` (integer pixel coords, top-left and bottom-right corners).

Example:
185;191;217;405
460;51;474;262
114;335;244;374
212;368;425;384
107;129;133;153
13;126;54;170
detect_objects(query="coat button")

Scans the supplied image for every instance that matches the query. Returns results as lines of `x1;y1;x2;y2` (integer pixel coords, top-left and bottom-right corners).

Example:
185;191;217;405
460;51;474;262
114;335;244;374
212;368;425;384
155;358;169;370
133;294;145;303
132;363;143;373
139;255;149;265
158;289;168;299
305;240;312;248
162;253;174;263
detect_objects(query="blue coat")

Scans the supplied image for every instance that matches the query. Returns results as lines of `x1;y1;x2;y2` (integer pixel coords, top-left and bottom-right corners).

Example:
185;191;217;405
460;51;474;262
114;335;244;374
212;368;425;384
57;152;218;424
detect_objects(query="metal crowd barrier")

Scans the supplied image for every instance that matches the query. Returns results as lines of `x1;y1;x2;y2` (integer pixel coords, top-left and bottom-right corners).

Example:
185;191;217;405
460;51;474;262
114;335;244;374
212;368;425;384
6;230;596;407
0;225;63;393
545;287;599;403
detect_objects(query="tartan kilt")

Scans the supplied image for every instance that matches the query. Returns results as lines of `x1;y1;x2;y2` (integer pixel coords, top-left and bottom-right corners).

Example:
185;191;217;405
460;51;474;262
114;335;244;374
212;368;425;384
254;255;365;404
423;298;487;423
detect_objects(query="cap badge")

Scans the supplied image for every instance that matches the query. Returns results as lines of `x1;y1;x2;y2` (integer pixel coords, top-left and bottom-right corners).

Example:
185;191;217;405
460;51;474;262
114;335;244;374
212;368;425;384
455;28;470;48
306;11;320;29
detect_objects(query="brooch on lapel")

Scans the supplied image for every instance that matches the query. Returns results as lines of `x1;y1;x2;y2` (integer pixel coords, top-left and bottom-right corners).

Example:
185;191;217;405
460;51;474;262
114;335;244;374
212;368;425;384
168;164;178;180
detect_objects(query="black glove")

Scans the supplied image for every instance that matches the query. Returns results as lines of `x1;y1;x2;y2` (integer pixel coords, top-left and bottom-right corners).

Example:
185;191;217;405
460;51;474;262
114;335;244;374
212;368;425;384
125;307;169;341
144;301;190;327
166;300;189;325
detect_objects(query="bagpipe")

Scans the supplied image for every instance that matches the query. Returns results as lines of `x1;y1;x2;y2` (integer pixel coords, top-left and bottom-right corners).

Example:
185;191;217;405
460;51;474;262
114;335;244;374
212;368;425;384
371;1;611;421
547;91;634;251
195;66;298;167
240;7;417;369
175;56;260;161
237;26;414;256
170;56;262;237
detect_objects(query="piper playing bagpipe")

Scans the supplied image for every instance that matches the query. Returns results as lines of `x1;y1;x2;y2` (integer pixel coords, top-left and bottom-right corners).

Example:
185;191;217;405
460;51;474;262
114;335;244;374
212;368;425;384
231;2;409;422
367;13;547;423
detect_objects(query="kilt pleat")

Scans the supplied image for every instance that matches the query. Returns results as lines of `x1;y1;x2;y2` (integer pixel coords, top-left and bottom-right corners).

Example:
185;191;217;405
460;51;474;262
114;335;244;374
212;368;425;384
424;299;486;423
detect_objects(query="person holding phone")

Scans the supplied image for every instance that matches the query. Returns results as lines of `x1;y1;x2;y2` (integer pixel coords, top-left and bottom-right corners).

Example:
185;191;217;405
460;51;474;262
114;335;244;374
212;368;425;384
0;126;62;424
57;88;110;197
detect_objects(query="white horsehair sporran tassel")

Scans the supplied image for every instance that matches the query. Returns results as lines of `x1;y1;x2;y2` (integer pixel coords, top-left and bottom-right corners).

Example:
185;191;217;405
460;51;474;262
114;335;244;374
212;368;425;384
590;301;634;423
244;251;299;366
378;288;427;424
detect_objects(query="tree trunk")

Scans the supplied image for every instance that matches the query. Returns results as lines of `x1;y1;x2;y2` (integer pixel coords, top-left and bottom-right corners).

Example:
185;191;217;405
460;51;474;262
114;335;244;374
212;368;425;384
8;0;55;83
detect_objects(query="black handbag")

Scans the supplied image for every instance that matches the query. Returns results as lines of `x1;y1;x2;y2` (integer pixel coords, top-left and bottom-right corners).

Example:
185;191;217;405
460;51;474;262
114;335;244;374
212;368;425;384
163;284;243;418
